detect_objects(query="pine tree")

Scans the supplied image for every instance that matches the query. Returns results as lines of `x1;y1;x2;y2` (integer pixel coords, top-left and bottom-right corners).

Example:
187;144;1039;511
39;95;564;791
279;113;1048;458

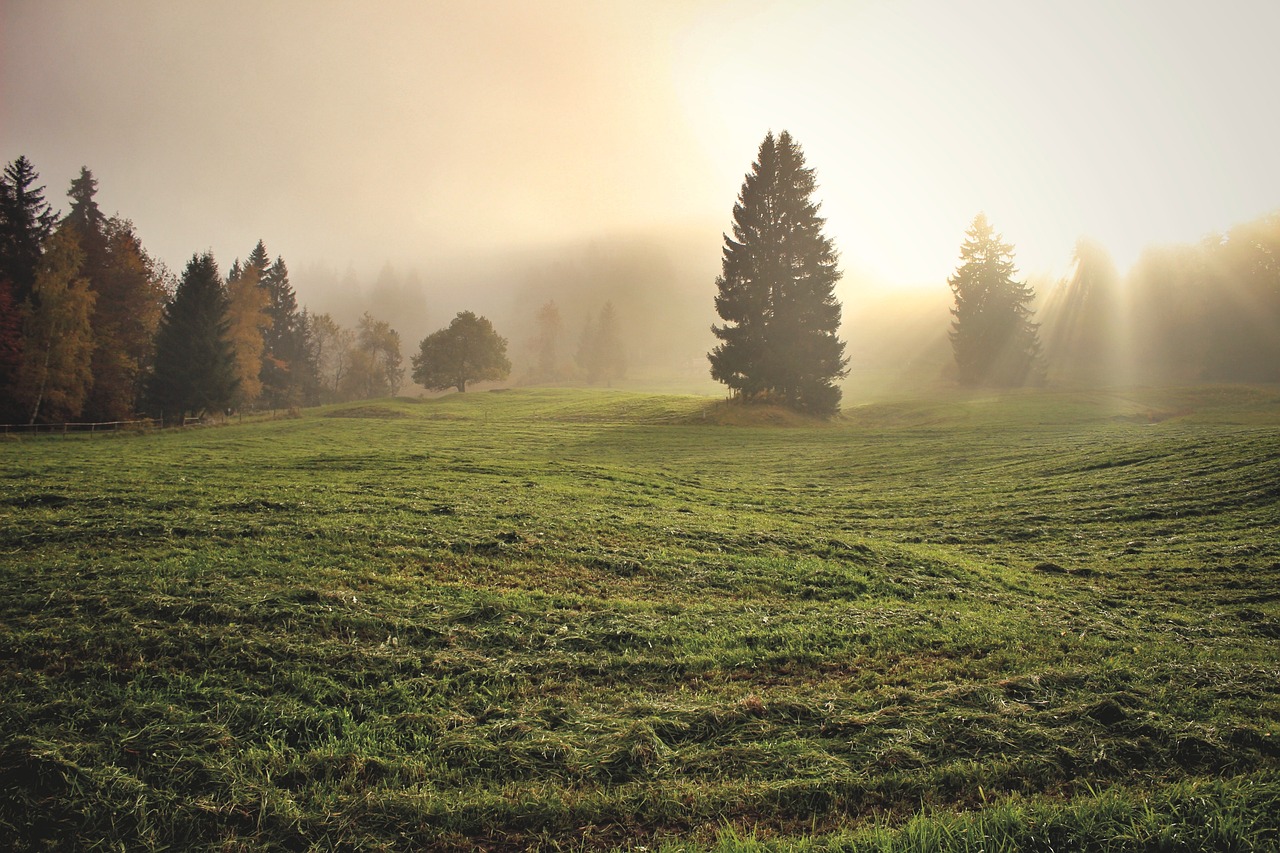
147;253;238;422
0;156;58;307
0;156;59;420
259;256;308;407
947;213;1043;386
63;168;109;274
0;278;22;421
10;228;95;424
709;131;847;416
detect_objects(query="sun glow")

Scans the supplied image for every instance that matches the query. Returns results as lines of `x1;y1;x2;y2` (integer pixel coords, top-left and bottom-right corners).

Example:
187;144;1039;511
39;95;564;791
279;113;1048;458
674;0;1280;289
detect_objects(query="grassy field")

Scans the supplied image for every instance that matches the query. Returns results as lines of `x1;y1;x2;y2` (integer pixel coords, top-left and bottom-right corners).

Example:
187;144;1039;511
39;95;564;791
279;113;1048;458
2;386;1278;851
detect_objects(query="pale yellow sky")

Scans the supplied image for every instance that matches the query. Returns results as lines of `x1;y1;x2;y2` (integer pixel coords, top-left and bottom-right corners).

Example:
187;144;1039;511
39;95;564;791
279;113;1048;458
3;0;1277;290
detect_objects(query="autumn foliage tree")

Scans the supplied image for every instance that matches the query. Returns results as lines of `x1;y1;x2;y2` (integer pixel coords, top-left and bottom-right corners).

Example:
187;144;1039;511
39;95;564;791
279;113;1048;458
341;313;403;399
225;246;272;408
10;228;96;424
709;131;847;416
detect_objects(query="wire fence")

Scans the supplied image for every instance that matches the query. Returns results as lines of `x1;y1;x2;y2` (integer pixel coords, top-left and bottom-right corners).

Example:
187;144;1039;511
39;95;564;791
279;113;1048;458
0;417;201;436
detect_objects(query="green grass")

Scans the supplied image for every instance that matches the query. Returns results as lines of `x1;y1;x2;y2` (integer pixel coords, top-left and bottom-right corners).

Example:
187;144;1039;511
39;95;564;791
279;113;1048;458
1;386;1278;851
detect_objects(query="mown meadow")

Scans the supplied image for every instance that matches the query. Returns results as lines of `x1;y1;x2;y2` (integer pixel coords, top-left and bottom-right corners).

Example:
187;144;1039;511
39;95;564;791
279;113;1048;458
1;386;1278;851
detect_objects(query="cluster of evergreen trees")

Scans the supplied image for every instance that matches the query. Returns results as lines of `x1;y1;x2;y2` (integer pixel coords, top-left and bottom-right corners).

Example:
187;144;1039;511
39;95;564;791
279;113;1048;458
0;159;168;424
0;157;412;425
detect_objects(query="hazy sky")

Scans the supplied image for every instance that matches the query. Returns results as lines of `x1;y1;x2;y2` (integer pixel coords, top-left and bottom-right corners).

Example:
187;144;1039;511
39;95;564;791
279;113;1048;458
3;0;1278;290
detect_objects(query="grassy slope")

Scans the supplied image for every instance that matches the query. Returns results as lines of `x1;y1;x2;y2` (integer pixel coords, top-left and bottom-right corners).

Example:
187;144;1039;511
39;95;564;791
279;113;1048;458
1;387;1277;851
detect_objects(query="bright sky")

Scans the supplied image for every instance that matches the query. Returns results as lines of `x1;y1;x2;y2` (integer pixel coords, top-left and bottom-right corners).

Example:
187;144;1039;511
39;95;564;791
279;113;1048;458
3;0;1277;289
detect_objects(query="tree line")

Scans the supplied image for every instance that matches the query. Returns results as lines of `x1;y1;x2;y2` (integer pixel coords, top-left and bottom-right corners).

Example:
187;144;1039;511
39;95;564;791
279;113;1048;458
6;142;1276;424
708;131;1280;416
0;158;517;424
0;157;416;424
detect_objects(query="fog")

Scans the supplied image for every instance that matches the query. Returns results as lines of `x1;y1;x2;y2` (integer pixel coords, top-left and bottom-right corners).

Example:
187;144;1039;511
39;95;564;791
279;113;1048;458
4;0;1279;392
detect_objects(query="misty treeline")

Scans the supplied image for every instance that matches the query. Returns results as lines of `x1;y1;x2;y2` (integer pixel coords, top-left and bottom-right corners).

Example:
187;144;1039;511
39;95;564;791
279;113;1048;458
0;155;645;424
711;131;1280;414
0;157;414;424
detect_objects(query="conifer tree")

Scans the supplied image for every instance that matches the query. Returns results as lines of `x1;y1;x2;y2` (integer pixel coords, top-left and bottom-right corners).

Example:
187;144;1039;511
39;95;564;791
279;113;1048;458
63;168;108;274
948;213;1043;386
10;228;95;424
0;156;58;307
0;279;22;421
709;131;847;416
147;253;237;422
259;256;308;407
0;157;58;418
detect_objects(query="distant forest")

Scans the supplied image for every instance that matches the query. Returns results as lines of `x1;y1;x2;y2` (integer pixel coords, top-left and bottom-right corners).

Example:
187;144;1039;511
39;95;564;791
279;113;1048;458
2;154;1278;425
1038;219;1280;386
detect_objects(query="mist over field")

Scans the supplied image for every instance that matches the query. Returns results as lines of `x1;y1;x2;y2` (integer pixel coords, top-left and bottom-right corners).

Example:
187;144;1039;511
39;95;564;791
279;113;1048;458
3;2;1280;849
5;0;1279;402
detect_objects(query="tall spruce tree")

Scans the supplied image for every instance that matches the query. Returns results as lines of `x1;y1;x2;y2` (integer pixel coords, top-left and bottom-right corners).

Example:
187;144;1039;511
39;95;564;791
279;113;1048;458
147;253;238;422
259;255;308;407
0;156;58;307
63;168;108;273
0;156;57;418
708;131;847;416
947;213;1043;386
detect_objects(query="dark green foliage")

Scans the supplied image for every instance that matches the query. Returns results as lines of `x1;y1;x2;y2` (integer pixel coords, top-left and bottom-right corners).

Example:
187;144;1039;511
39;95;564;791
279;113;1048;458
1;386;1277;849
0;155;58;307
413;310;511;392
146;253;237;422
61;167;108;275
0;278;23;422
259;255;311;408
948;213;1043;386
710;131;847;417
